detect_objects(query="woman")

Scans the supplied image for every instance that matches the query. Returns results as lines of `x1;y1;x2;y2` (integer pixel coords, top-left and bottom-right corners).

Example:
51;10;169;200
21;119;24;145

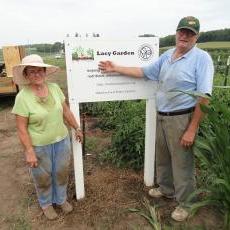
12;54;83;220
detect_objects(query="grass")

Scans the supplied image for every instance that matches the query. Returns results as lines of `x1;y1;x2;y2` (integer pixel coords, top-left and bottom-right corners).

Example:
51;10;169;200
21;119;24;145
160;41;230;52
85;136;99;153
197;41;230;49
129;197;162;230
10;216;31;230
128;198;208;230
1;213;31;230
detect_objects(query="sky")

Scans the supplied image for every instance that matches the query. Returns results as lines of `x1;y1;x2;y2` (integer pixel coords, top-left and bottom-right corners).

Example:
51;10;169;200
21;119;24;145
0;0;230;47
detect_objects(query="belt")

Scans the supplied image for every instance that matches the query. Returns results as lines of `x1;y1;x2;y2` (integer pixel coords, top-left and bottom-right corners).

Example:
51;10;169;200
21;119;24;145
158;107;195;116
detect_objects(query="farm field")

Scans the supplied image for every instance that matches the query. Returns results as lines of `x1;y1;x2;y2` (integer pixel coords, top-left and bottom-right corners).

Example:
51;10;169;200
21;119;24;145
0;64;226;229
197;41;230;49
160;41;230;53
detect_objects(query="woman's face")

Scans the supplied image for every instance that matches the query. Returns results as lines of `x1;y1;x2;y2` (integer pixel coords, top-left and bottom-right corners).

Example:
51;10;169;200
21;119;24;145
24;66;46;85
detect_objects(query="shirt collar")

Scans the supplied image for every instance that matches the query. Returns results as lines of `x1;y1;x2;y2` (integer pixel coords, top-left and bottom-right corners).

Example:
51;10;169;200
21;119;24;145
168;46;196;62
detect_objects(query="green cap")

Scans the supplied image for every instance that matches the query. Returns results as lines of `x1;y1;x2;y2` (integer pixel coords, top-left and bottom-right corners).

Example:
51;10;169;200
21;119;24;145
176;16;200;35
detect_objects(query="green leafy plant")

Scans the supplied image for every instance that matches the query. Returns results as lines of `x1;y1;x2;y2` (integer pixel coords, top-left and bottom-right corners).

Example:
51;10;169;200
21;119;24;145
98;100;146;170
191;99;230;229
129;197;162;230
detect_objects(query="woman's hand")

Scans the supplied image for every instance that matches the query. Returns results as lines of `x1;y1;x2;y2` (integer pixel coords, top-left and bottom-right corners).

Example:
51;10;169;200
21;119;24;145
26;148;38;168
74;129;83;143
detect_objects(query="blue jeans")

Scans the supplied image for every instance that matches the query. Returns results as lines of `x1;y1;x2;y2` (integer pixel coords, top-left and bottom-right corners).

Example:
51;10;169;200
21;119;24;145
31;136;71;208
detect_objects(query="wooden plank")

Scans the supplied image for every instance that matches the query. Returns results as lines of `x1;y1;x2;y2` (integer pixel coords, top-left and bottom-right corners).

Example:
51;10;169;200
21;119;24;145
0;77;17;94
19;46;26;59
2;46;21;78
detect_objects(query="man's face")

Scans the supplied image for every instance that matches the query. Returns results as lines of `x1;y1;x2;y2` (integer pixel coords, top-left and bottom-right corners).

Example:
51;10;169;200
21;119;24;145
176;29;198;50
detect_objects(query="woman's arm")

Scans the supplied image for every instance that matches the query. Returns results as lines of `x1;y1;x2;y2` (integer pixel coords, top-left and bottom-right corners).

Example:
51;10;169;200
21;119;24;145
62;102;83;143
15;115;38;168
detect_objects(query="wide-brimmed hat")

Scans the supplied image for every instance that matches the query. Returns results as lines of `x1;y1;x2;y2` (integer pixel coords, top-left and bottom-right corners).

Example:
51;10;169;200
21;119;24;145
176;16;200;35
12;54;60;85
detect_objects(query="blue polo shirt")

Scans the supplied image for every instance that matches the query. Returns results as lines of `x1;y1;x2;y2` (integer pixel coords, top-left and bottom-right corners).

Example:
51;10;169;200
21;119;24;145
142;46;214;112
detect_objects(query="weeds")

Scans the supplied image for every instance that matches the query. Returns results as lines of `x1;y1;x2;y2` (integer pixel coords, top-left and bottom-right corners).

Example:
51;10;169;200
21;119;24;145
2;213;31;230
129;197;162;230
191;99;230;229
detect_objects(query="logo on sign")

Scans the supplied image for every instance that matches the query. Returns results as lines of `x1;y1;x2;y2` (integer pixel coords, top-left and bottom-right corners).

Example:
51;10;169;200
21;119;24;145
72;46;94;61
138;44;154;61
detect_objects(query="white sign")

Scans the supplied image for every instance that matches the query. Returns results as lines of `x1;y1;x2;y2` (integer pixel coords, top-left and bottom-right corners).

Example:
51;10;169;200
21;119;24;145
65;38;159;102
65;37;159;199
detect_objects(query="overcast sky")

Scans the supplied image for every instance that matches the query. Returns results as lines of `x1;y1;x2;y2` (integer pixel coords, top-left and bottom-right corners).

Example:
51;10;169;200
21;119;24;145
1;0;229;47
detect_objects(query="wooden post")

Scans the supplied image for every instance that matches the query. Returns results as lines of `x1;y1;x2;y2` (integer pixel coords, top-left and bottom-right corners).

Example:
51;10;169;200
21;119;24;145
144;98;156;186
69;99;85;199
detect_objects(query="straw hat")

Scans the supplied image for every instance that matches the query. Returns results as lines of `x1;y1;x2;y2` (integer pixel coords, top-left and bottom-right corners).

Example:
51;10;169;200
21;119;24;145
12;54;60;85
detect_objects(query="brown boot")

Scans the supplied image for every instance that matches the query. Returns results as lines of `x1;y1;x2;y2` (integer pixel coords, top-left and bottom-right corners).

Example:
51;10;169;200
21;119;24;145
60;201;73;214
43;206;58;220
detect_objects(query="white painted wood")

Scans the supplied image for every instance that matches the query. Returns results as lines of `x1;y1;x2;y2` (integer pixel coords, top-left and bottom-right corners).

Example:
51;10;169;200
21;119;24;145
65;37;159;103
144;98;156;186
65;37;159;200
65;42;85;199
69;100;85;199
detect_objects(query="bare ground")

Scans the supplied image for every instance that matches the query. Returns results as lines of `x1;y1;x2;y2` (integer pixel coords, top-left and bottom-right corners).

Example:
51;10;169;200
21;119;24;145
0;71;224;229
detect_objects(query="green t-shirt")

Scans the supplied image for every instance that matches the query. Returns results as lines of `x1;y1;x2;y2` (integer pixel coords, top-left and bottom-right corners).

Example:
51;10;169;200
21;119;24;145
12;83;68;146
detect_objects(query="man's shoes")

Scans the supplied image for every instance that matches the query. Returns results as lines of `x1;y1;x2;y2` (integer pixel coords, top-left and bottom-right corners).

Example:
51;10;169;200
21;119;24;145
148;187;174;199
60;201;73;214
171;206;189;221
43;206;58;220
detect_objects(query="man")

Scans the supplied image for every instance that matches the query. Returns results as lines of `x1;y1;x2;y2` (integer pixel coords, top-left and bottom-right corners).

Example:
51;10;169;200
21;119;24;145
98;16;214;221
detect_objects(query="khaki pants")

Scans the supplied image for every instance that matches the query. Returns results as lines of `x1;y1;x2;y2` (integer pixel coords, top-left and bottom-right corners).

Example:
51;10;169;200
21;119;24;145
156;113;196;205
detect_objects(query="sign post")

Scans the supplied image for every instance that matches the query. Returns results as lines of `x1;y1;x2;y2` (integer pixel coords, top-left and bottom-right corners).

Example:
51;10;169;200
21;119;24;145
65;37;159;199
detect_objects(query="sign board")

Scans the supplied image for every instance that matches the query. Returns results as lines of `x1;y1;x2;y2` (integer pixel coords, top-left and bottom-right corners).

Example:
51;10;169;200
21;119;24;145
65;38;159;102
65;37;159;199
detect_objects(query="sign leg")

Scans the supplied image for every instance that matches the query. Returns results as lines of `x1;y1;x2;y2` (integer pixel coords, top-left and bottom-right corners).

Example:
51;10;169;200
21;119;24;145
70;101;85;199
144;98;156;186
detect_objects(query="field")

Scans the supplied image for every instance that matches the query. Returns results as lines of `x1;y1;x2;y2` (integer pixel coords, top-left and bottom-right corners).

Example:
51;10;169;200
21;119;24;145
160;41;230;54
1;71;227;229
0;42;229;229
196;41;230;49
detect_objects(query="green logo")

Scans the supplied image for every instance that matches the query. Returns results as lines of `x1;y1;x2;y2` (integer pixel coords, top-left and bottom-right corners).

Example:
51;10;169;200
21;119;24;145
72;46;94;61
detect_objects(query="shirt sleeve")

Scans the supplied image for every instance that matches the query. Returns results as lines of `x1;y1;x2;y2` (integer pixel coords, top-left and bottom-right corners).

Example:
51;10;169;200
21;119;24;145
11;93;29;117
53;83;66;103
196;51;214;95
141;51;168;81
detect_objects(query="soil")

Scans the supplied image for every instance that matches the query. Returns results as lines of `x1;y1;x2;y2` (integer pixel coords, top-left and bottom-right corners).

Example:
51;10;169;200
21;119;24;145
0;71;224;230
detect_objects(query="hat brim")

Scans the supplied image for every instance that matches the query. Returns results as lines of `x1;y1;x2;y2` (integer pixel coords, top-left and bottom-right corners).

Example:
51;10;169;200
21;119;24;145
177;26;198;35
12;63;60;85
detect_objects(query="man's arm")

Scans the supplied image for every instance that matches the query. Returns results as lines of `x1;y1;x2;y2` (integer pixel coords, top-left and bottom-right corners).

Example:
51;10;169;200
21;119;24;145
98;61;144;78
180;97;209;147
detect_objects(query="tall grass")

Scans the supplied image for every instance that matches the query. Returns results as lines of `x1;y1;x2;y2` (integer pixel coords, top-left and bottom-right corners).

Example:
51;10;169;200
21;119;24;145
129;197;162;230
191;97;230;229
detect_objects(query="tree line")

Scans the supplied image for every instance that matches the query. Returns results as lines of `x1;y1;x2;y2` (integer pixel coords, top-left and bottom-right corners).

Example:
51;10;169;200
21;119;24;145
160;28;230;47
23;28;230;53
26;42;64;53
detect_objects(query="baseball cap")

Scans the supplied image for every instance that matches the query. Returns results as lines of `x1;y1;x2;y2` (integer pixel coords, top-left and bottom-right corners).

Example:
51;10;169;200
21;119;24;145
176;16;200;35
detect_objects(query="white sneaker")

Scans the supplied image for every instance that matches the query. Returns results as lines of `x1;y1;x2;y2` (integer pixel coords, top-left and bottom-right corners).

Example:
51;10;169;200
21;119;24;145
171;206;189;221
148;187;174;198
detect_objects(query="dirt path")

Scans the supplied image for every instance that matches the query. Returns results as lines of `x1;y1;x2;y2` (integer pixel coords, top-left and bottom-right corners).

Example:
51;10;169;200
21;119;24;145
0;100;151;229
0;94;224;229
0;104;31;230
